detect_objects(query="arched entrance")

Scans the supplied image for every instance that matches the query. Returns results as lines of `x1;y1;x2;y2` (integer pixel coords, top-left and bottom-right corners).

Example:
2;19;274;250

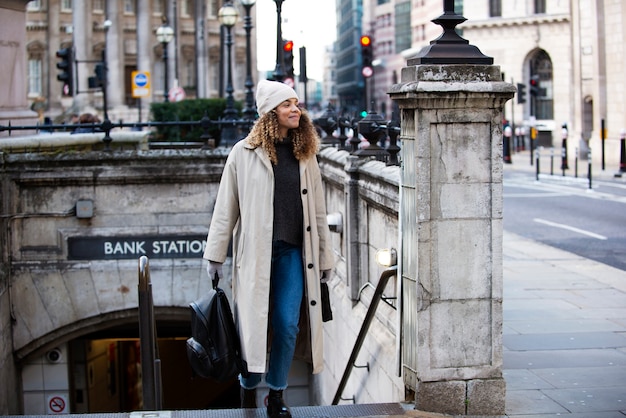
19;310;241;413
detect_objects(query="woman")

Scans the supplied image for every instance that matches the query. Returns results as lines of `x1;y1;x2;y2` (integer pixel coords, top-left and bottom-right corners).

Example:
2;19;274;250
203;79;334;418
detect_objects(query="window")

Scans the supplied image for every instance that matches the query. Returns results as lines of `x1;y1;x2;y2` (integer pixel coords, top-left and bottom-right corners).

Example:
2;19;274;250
184;59;195;88
208;0;219;17
153;0;163;14
489;0;501;17
394;1;411;53
61;0;72;11
27;0;41;11
124;0;136;14
181;0;193;17
28;58;42;96
93;0;104;12
534;0;546;14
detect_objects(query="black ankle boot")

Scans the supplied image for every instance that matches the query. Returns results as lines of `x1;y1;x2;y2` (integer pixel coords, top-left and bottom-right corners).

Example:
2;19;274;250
240;387;257;408
267;389;291;418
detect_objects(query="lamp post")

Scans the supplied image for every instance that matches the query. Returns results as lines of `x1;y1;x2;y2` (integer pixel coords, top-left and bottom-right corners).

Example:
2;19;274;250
240;0;257;123
272;0;285;82
219;1;240;146
156;21;174;102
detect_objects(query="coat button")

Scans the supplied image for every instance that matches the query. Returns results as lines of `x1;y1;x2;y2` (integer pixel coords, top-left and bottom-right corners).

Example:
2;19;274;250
307;263;313;269
306;226;311;231
302;189;308;194
310;300;317;306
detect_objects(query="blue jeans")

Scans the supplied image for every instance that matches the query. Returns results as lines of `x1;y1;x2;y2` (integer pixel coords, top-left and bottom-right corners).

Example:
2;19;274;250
240;240;304;391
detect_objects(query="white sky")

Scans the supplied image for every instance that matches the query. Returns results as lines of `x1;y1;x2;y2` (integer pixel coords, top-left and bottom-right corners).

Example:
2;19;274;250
254;0;337;81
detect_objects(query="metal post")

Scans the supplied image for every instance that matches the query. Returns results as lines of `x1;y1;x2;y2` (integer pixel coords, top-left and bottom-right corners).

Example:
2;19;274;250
601;118;606;170
272;0;285;82
503;124;512;164
535;147;540;181
615;128;626;178
559;126;566;176
587;148;591;190
242;0;257;123
218;2;240;146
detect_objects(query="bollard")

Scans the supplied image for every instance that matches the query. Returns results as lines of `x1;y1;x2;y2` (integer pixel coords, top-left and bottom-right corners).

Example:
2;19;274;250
575;146;579;178
587;148;592;190
503;125;512;164
615;128;625;178
561;124;569;171
535;147;540;181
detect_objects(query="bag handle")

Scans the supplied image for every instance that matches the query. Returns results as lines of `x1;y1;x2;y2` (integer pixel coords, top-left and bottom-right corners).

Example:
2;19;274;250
212;272;219;290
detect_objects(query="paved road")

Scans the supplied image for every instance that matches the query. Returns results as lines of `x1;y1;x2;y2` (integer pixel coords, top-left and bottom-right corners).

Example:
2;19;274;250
503;156;626;271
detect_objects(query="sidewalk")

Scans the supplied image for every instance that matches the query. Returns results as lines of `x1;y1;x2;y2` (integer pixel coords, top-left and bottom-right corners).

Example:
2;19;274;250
502;231;626;417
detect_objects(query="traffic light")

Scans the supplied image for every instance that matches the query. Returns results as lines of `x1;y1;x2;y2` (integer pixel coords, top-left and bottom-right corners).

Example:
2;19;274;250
89;63;106;89
360;35;373;78
56;48;73;96
516;83;526;104
282;40;295;82
529;75;540;97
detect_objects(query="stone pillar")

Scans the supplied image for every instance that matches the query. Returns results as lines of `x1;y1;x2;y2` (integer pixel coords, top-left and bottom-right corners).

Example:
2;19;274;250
106;0;124;109
72;0;89;111
388;4;515;416
0;0;37;130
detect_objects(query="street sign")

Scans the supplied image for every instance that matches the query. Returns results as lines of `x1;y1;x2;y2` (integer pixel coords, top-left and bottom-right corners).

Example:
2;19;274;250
168;86;186;102
132;71;151;98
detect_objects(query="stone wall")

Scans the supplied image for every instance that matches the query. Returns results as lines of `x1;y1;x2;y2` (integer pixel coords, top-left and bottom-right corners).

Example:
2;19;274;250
0;137;404;413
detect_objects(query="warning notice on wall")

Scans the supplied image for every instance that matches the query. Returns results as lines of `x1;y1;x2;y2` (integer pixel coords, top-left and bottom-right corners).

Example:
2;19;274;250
47;394;68;414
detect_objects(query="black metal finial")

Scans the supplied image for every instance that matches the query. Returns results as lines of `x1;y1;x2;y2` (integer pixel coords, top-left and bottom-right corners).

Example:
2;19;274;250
408;1;493;65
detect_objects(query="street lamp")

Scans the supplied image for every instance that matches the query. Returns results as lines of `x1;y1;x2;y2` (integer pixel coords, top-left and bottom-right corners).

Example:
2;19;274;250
240;0;257;124
156;21;174;102
219;1;240;146
272;0;285;82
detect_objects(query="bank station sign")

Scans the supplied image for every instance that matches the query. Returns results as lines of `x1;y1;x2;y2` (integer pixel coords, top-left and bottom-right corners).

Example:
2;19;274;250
68;235;206;260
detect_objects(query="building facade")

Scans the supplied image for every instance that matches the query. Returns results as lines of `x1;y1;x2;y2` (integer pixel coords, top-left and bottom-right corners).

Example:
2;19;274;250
24;0;255;123
356;0;625;166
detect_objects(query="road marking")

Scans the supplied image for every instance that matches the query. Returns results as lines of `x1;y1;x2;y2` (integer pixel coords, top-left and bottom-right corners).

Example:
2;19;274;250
533;218;608;240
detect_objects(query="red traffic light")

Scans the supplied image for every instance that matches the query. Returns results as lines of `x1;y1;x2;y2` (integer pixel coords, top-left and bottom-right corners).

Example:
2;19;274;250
360;35;372;47
283;40;294;52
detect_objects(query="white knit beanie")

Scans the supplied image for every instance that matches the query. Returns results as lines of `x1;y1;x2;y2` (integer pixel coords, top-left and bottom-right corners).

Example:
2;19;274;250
255;79;299;116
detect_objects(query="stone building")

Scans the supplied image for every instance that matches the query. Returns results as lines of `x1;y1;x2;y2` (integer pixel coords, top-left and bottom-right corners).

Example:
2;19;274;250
24;0;255;122
361;0;625;166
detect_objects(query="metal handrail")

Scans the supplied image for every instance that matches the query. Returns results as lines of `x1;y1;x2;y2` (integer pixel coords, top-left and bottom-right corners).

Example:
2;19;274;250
332;265;398;405
138;256;162;410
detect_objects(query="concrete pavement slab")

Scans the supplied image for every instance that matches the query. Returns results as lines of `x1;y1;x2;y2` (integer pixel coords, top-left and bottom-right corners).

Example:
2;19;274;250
502;230;626;417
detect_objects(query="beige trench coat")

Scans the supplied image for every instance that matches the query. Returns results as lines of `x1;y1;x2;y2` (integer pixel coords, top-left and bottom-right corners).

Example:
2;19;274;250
203;138;334;374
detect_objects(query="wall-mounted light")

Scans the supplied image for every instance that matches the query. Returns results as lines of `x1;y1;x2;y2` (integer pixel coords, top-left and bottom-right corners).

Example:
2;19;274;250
375;248;397;267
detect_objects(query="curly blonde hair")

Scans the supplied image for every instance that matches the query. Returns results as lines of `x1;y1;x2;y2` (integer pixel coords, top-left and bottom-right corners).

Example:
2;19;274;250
246;109;320;165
